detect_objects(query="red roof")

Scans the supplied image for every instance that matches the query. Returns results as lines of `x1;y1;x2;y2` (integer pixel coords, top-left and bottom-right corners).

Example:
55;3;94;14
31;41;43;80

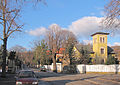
56;48;65;54
46;48;65;54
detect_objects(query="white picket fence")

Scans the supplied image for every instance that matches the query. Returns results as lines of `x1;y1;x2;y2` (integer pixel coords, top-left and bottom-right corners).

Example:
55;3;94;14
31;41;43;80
76;64;120;74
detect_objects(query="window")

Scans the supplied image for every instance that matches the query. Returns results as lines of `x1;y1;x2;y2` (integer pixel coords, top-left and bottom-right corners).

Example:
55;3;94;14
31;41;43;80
100;37;102;43
100;37;105;43
103;37;105;43
101;48;104;54
94;38;97;43
18;71;36;78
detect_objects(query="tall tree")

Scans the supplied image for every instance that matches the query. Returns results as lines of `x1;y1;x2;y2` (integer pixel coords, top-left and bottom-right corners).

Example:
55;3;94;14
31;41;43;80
46;24;77;72
0;0;44;77
46;24;63;72
61;30;77;65
0;0;23;77
0;45;3;66
102;0;120;29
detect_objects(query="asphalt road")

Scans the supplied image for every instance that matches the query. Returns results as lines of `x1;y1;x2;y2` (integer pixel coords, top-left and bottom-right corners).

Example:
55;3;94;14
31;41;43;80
36;72;120;85
1;70;120;85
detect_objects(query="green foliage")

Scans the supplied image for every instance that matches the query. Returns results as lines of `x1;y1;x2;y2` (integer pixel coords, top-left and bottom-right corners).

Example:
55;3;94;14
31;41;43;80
66;43;74;64
66;43;74;56
64;37;77;65
93;56;105;64
71;47;92;65
34;40;51;65
105;55;118;65
65;37;75;57
79;55;91;64
32;56;38;65
15;58;22;67
71;54;91;65
8;51;16;60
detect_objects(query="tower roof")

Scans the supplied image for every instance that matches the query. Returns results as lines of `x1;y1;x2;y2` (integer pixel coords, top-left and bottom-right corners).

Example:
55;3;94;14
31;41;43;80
91;32;109;36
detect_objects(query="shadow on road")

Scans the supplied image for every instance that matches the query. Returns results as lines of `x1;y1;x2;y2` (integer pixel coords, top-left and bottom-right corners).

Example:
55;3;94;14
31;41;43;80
46;75;102;85
0;73;16;85
36;72;78;79
37;72;105;85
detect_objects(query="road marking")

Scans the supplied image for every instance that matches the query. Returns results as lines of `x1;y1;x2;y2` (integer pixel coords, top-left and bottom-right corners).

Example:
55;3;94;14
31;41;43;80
97;78;120;84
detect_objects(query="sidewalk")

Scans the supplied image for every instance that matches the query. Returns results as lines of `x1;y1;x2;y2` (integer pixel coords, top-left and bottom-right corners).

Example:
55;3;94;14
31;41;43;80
0;73;16;85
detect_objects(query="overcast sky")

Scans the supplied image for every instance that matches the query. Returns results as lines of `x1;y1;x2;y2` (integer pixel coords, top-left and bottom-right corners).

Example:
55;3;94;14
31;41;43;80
4;0;120;50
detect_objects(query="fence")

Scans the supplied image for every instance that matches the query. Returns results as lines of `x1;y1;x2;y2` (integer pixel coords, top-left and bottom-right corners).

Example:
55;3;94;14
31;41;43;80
76;64;120;74
44;63;62;72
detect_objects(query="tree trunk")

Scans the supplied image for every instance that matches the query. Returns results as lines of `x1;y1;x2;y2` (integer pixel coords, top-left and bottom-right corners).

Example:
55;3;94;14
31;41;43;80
1;38;7;78
52;53;57;73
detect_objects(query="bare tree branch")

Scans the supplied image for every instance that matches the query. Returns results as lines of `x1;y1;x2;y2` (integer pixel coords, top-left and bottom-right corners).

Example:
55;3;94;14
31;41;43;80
0;0;45;78
7;9;20;34
0;37;3;40
7;25;23;38
102;0;120;28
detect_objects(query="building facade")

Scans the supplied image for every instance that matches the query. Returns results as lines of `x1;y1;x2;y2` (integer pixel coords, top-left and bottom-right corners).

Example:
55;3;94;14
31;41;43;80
91;32;109;62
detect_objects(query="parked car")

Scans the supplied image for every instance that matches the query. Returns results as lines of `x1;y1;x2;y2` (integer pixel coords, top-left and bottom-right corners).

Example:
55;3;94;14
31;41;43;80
15;70;38;85
40;66;46;72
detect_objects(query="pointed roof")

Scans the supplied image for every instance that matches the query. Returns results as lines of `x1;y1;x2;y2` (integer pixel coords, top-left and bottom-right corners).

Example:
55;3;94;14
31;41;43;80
75;44;93;54
91;32;109;36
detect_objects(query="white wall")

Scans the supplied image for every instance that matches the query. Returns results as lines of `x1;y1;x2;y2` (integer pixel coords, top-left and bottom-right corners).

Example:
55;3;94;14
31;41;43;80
44;63;62;72
77;64;120;73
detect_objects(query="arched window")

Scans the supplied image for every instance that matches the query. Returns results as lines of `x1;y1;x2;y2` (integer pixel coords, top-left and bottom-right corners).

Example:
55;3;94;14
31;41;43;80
101;48;104;54
100;37;105;43
103;37;105;43
100;37;102;43
94;38;97;43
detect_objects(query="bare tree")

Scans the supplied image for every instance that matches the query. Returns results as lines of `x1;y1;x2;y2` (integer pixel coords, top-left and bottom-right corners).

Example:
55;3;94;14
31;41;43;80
61;30;77;49
60;30;77;66
9;45;27;53
9;45;27;62
46;24;63;72
0;0;23;77
102;0;120;29
46;24;77;72
0;0;44;77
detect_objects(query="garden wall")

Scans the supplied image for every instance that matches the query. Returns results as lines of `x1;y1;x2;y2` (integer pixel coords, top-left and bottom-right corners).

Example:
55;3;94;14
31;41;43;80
76;64;120;74
44;63;62;72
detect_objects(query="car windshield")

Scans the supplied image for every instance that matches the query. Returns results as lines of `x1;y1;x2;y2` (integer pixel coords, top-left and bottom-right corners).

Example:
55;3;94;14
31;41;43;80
18;71;36;78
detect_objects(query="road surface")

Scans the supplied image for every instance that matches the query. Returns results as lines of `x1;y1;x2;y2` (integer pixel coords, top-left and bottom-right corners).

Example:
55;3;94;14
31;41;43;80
36;72;120;85
1;69;120;85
